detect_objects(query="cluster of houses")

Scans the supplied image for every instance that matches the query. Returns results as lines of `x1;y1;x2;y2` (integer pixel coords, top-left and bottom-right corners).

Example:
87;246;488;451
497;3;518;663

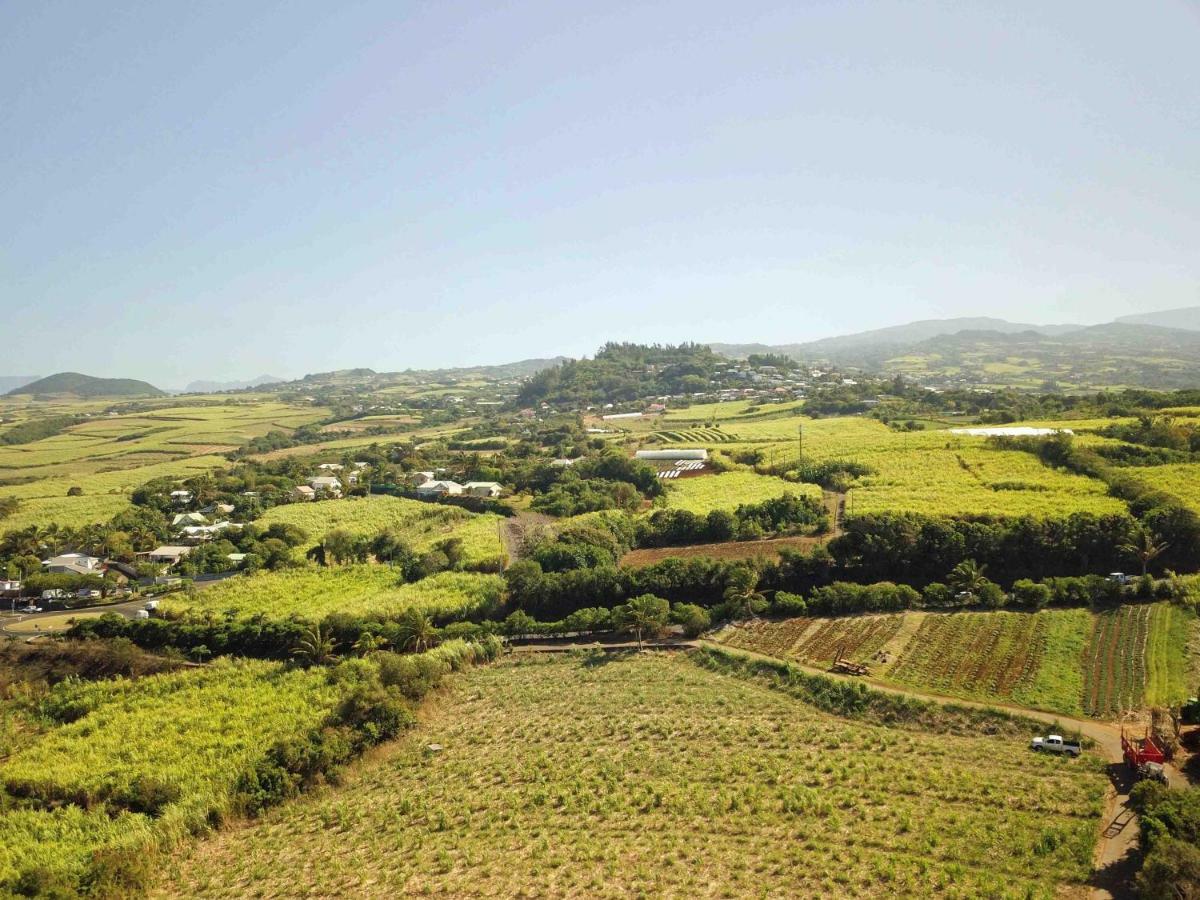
408;471;504;499
290;461;369;501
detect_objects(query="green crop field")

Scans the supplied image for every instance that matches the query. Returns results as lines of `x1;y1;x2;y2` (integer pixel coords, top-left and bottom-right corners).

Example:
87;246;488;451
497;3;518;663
0;396;328;533
1131;462;1200;515
0;659;338;892
256;496;505;565
168;566;505;622
717;603;1193;718
639;413;1125;520
659;471;823;514
159;652;1105;899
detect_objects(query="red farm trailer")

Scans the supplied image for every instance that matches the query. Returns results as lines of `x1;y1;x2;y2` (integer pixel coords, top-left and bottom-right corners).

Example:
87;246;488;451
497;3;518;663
1121;728;1167;768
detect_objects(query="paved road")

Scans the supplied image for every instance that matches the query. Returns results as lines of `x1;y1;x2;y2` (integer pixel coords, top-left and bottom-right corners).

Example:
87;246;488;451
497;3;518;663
0;599;147;636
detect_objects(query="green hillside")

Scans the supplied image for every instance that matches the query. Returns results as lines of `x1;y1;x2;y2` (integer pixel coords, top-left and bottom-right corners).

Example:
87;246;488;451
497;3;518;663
6;372;165;398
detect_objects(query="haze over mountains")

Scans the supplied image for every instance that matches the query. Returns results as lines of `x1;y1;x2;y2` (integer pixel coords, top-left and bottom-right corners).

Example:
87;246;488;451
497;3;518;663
4;308;1200;398
181;375;285;394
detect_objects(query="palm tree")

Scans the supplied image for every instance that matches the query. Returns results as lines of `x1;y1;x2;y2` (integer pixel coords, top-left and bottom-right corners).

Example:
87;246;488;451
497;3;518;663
1122;528;1169;577
614;594;669;649
291;624;337;666
394;610;438;653
352;631;388;656
948;560;988;597
722;585;766;621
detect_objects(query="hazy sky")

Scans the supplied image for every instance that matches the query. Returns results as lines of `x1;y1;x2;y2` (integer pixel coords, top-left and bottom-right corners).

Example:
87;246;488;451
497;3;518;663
3;1;1199;385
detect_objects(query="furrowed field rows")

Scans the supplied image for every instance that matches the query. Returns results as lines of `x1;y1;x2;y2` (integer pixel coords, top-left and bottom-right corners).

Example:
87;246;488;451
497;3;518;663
157;654;1106;899
720;615;904;664
717;604;1192;719
889;611;1044;701
653;429;737;443
1082;605;1152;717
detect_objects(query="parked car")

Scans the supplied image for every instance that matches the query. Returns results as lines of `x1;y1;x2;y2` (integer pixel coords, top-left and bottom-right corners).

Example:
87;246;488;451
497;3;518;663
1030;734;1081;757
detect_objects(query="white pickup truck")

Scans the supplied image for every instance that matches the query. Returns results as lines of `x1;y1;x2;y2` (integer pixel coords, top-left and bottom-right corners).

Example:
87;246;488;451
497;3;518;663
1030;734;1081;757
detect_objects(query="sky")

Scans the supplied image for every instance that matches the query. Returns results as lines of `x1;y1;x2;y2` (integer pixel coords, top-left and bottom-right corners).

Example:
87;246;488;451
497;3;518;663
2;0;1199;386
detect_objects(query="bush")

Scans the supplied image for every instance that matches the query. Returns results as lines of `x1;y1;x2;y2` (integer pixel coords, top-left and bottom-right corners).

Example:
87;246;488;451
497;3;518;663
770;591;807;616
670;603;711;638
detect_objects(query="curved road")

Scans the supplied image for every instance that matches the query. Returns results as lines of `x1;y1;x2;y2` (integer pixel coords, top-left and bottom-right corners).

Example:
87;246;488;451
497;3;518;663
0;599;147;636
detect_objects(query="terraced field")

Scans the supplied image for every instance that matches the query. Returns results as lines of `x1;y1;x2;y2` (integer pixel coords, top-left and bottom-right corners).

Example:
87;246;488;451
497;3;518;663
717;603;1194;718
158;653;1106;899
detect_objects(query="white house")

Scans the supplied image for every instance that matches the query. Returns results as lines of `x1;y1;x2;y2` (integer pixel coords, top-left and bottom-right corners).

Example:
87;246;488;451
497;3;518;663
292;485;316;501
415;480;464;497
317;463;344;472
308;476;343;496
0;580;21;596
463;481;503;498
172;512;208;528
170;490;193;505
408;471;436;487
42;553;103;576
142;546;192;566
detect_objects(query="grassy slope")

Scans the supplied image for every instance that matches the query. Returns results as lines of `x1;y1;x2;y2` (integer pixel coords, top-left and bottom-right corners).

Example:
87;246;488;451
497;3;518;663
659;470;822;514
168;566;504;621
256;496;505;564
158;653;1104;899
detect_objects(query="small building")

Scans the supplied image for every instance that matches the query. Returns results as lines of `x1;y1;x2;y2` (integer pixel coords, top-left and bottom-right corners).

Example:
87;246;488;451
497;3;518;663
634;449;709;462
408;471;436;487
170;490;193;505
172;512;208;528
317;463;344;472
415;480;464;497
200;502;235;516
142;546;192;566
0;580;21;597
42;553;103;576
292;485;316;501
308;476;343;496
550;458;577;468
463;481;503;499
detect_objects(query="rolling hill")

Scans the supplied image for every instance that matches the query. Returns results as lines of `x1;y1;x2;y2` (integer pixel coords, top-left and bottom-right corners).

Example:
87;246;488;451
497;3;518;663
5;372;165;398
1116;305;1200;332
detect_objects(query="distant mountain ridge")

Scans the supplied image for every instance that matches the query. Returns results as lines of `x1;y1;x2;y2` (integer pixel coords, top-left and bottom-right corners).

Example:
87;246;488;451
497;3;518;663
1115;306;1200;332
6;372;165;398
710;316;1085;359
183;375;285;393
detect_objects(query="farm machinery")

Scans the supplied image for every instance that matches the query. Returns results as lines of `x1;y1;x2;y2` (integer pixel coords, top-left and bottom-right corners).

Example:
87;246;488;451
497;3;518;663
1122;727;1167;778
830;646;870;676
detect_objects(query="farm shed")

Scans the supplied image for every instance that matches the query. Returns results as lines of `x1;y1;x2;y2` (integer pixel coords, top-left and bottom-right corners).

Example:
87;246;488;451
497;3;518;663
635;449;709;462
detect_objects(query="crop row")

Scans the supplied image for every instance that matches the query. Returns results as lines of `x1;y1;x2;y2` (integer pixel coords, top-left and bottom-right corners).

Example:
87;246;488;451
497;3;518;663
1082;605;1151;717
